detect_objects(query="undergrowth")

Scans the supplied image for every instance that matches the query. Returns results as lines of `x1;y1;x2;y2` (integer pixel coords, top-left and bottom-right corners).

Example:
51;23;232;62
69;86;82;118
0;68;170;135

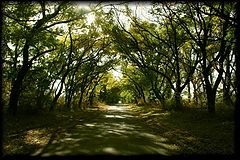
2;107;103;156
132;104;234;154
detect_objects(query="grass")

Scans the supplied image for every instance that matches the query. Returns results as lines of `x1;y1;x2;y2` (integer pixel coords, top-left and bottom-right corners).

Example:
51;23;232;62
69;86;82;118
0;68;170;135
131;105;234;154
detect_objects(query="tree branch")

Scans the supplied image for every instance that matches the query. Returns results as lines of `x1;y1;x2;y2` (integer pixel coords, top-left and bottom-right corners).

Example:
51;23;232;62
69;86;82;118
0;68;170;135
29;48;56;64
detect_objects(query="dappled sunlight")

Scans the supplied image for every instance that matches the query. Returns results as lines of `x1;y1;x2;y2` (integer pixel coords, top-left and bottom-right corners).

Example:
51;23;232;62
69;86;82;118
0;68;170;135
142;111;170;117
54;150;72;156
156;143;180;151
139;132;158;139
107;105;127;111
24;129;50;146
3;142;24;155
105;130;123;136
84;123;96;127
105;115;124;118
105;114;134;119
144;146;169;155
160;112;171;116
102;147;120;155
142;111;155;116
38;105;180;156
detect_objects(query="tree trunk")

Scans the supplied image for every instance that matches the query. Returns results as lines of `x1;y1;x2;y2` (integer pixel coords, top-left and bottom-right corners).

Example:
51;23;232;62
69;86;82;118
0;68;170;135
173;20;182;110
8;64;29;115
89;93;94;107
66;93;73;109
204;70;216;113
175;62;182;110
78;91;84;110
223;53;233;106
192;79;198;105
175;58;182;109
65;93;74;110
153;89;165;109
206;86;216;114
65;85;76;109
50;80;64;111
202;44;216;113
223;84;232;106
88;80;100;107
8;40;30;115
140;88;146;104
188;81;191;104
175;91;182;110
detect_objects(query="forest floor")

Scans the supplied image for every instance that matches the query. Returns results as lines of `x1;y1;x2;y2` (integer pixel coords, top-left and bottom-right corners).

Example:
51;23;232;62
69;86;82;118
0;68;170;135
2;104;234;157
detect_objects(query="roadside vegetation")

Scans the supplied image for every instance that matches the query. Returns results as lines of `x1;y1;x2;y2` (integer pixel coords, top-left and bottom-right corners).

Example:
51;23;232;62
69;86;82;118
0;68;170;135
132;104;234;154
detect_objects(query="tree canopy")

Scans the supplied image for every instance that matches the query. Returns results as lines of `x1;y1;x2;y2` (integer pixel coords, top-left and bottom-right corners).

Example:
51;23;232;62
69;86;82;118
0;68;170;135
2;1;238;115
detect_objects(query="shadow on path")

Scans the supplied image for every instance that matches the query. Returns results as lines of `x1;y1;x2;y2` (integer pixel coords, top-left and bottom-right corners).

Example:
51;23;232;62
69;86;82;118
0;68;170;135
37;105;180;156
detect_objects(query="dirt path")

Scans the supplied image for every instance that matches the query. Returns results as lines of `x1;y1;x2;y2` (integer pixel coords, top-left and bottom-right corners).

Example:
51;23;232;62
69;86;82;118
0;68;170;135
36;104;179;156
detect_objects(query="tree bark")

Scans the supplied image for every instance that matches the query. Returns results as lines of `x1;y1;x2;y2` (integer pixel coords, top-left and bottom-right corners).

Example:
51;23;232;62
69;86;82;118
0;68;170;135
88;75;103;107
174;91;182;110
8;37;30;115
78;91;84;110
8;64;30;115
188;81;191;104
50;83;63;111
205;83;216;113
153;89;166;109
50;74;67;111
223;52;233;106
140;87;146;104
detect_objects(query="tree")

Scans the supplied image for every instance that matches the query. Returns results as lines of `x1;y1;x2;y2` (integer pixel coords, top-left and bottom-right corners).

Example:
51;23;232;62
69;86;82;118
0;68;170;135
3;2;86;114
108;4;200;109
166;2;235;113
2;1;236;115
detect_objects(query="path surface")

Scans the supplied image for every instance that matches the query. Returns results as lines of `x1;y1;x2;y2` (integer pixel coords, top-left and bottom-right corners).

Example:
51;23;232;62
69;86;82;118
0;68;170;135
37;104;179;156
